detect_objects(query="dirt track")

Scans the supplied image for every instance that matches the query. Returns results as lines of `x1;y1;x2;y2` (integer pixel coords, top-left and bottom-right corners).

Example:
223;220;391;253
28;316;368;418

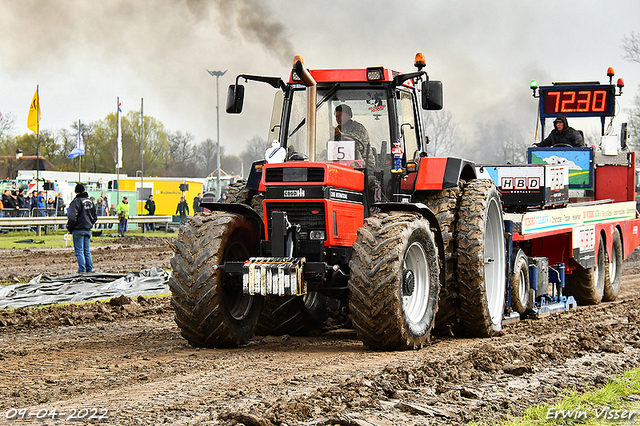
1;238;640;425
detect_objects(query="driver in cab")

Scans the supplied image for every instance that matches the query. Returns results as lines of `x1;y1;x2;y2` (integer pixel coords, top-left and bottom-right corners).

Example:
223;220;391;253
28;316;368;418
332;104;376;166
535;115;584;148
333;104;370;150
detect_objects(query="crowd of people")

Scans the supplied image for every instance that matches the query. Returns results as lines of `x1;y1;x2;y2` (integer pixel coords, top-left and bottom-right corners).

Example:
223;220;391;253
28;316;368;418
0;188;65;217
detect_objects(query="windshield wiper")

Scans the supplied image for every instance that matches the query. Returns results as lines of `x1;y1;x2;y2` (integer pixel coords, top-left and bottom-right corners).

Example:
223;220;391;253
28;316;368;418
288;83;341;138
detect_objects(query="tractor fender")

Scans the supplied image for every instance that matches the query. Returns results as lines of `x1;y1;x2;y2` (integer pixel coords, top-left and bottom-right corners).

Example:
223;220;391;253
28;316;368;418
199;202;264;240
372;202;446;286
411;157;477;191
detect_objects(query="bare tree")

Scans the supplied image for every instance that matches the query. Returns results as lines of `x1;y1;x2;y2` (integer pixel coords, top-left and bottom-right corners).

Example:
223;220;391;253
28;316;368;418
622;32;640;154
194;138;218;176
240;136;267;176
0;112;15;142
622;32;640;64
423;110;461;157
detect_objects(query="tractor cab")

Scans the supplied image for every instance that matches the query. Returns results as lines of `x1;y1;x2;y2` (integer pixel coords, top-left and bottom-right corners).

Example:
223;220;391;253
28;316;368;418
227;54;443;207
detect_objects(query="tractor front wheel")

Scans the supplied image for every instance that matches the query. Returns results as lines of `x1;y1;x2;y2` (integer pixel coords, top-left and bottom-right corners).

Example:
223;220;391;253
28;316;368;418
169;211;262;348
349;211;439;350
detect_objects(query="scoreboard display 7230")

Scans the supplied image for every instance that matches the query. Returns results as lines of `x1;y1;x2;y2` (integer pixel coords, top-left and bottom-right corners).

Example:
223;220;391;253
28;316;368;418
538;84;616;118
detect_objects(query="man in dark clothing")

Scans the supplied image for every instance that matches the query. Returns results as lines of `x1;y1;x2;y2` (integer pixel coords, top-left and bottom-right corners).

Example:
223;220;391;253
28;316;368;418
193;193;203;214
17;189;28;216
536;115;585;148
176;196;189;225
2;190;18;217
67;184;98;273
144;195;156;231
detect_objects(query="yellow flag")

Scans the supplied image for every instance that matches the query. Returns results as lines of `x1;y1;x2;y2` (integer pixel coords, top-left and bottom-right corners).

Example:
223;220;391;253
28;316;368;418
27;87;40;134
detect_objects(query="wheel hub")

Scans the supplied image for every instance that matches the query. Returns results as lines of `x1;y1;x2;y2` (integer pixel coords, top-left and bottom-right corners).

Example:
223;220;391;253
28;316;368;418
403;269;415;297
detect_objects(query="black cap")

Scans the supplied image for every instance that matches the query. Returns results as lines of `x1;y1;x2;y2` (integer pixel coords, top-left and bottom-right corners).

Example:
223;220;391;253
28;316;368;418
75;184;85;194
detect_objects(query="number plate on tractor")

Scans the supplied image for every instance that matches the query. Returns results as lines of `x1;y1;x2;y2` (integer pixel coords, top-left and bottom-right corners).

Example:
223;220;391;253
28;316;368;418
242;257;307;296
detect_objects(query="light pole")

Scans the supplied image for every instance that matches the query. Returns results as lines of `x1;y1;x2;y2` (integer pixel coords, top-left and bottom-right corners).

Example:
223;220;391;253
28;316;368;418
207;69;227;200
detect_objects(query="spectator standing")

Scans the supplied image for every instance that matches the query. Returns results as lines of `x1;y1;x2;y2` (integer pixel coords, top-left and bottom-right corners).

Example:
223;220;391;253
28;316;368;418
29;190;38;215
66;184;97;273
17;189;28;216
176;196;189;225
95;197;106;228
116;197;130;236
56;193;66;216
108;203;116;229
193;193;203;214
3;190;18;217
37;191;45;216
144;195;156;231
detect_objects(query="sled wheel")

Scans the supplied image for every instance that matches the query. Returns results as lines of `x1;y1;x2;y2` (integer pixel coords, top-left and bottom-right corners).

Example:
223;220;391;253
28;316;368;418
603;229;623;301
566;236;606;305
510;250;530;315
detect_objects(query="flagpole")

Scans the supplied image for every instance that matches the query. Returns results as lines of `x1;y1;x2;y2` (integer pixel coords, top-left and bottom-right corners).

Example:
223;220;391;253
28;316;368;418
116;97;120;205
140;97;144;219
35;85;40;193
78;119;81;182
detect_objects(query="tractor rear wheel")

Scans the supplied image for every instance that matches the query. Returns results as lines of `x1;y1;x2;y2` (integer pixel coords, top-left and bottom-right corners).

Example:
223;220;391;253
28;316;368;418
456;180;507;337
169;211;262;348
566;236;606;304
603;229;623;301
420;187;463;337
349;211;439;350
255;292;328;336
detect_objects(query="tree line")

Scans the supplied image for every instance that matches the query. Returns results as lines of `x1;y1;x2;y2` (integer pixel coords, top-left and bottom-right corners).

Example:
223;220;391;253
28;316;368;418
0;110;268;179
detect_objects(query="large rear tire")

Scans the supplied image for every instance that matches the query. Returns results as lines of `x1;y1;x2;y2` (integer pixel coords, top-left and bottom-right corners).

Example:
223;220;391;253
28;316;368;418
456;180;507;337
349;211;440;350
169;211;262;348
566;236;606;305
603;229;623;302
420;187;463;337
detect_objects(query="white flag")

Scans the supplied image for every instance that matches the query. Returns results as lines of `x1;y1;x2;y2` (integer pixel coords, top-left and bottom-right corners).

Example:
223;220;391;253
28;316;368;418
116;100;123;168
68;120;84;159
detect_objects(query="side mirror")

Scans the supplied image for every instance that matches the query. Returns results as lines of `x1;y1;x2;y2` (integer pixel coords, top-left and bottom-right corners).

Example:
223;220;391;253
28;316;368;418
422;80;443;110
226;84;245;114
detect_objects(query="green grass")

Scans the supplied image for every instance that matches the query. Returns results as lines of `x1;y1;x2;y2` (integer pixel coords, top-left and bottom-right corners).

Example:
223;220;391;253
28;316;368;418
473;367;640;425
0;229;169;250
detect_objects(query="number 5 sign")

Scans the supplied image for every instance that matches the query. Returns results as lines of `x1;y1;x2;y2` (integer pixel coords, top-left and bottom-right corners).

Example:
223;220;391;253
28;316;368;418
328;140;355;162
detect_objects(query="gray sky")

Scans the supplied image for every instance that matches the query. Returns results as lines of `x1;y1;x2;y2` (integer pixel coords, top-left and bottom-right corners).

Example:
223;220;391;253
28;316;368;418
1;0;638;163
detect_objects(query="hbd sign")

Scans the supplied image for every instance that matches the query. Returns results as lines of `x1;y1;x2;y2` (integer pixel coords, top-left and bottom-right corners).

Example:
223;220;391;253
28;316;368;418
501;176;541;191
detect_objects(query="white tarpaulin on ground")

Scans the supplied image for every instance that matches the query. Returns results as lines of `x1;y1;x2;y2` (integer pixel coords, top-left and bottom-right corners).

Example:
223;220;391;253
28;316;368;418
0;268;170;309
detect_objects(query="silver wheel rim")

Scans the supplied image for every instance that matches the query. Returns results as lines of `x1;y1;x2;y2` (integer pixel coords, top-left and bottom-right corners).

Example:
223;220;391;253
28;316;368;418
517;262;528;308
610;242;619;285
402;241;431;326
484;197;506;326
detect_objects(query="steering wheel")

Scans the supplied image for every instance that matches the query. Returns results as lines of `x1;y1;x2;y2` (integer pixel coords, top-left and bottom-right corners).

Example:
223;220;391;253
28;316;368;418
553;143;573;148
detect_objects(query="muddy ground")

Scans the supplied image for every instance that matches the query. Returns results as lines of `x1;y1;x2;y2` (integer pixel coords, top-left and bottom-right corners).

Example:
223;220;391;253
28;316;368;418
1;237;640;425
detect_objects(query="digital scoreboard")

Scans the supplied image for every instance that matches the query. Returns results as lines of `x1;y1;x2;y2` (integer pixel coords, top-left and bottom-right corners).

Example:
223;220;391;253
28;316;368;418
538;84;616;118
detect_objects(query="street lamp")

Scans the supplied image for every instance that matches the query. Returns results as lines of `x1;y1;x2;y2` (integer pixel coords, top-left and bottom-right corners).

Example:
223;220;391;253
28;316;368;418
207;69;227;200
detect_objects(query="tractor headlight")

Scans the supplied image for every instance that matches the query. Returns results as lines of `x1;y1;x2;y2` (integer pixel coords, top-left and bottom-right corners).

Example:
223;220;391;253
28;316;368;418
309;230;325;240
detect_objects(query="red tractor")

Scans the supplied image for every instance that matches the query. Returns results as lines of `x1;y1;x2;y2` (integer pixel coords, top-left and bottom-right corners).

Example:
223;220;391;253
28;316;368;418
169;54;505;350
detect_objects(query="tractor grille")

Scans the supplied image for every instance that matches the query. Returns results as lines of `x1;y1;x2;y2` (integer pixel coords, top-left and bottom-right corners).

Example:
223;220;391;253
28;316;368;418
266;202;326;240
265;167;325;183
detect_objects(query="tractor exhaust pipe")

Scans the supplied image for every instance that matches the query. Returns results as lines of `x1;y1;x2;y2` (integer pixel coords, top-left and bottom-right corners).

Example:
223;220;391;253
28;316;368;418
294;56;317;162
